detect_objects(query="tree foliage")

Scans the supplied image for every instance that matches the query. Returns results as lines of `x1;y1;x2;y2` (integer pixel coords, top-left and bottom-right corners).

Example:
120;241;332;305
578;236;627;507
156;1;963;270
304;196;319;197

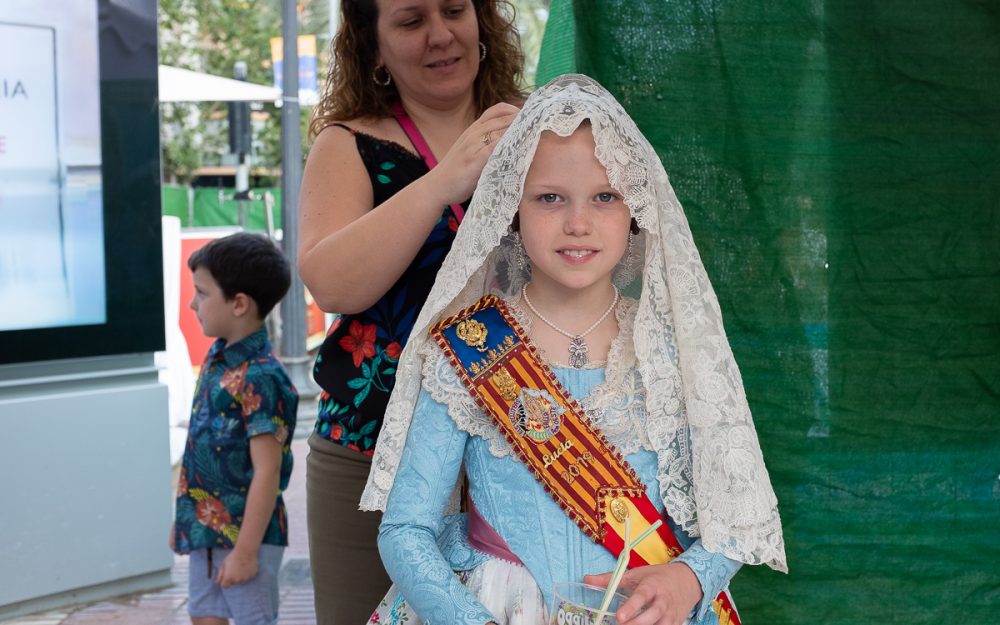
158;0;324;184
157;0;547;184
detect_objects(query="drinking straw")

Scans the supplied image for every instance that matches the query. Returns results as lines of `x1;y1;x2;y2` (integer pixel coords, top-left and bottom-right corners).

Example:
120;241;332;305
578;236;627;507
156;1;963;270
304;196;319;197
627;519;663;554
598;517;631;615
597;518;665;616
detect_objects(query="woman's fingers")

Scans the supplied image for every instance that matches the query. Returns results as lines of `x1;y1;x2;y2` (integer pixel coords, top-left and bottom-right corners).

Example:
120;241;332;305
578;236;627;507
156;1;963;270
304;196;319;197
469;103;518;147
476;116;517;154
478;101;521;120
476;114;516;147
429;102;519;204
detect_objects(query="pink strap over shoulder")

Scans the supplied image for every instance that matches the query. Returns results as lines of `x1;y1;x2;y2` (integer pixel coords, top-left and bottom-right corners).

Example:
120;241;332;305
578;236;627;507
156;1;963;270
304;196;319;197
391;101;466;224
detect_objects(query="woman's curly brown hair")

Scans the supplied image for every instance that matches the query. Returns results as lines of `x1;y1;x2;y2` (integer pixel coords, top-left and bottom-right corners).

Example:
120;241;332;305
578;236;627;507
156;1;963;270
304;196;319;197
309;0;524;139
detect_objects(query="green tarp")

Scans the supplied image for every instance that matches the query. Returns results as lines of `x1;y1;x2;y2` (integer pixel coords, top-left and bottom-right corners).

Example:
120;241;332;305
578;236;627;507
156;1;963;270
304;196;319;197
161;184;283;231
538;2;1000;622
161;183;190;224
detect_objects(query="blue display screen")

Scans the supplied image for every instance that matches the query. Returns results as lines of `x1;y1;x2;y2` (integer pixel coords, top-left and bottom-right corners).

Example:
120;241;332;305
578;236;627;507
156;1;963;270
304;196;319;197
0;0;163;364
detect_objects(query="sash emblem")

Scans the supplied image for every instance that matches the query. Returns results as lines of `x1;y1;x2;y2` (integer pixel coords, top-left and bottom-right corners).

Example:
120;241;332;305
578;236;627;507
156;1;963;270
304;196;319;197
490;368;521;401
456;318;489;352
609;497;630;523
510;388;564;443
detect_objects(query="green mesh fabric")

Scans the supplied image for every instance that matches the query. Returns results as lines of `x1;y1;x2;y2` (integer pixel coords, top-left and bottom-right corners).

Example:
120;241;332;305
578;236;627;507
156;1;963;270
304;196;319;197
160;186;283;230
538;2;1000;622
161;184;190;223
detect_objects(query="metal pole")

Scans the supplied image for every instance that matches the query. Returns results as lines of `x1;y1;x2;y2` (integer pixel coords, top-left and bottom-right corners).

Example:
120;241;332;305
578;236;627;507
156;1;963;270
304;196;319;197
279;0;318;397
232;62;250;228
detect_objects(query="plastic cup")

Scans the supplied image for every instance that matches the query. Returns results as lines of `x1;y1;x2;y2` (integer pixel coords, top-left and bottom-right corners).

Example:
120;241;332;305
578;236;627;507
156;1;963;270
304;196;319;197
550;582;629;625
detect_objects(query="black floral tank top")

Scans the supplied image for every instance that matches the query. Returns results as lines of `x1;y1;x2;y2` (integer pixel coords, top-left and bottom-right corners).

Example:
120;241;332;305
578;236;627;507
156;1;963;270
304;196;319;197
312;124;465;454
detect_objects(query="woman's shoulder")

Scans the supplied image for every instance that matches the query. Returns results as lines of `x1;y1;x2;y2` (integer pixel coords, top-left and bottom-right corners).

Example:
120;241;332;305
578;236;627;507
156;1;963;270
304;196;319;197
315;115;420;161
316;115;394;141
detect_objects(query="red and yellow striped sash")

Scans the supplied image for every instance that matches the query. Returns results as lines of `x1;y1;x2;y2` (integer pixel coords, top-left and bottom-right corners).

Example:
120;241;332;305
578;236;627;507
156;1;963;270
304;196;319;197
431;295;739;624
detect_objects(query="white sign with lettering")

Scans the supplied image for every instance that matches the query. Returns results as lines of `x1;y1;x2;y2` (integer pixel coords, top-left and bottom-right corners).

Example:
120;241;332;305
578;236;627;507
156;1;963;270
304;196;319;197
0;23;58;175
0;22;68;330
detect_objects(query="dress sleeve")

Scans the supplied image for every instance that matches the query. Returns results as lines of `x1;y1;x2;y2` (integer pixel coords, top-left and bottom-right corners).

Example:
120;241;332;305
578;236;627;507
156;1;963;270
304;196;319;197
673;539;742;622
378;388;497;625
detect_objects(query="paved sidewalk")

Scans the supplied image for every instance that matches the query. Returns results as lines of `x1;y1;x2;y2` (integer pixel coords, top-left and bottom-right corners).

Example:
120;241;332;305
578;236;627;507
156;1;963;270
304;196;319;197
1;430;317;625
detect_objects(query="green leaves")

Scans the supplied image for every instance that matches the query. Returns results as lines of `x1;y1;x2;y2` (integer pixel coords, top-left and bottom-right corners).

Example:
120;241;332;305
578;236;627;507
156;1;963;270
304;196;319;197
157;0;327;183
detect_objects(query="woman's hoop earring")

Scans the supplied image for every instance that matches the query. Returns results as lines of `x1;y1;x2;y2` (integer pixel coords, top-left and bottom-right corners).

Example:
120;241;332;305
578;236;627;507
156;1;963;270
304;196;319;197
479;42;487;61
372;65;392;87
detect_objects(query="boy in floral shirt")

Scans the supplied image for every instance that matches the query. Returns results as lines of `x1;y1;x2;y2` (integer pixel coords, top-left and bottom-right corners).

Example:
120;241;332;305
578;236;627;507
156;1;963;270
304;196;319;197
171;232;298;625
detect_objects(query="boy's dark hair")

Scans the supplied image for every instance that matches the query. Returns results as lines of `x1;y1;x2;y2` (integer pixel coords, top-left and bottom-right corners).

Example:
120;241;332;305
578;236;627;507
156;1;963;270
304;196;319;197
188;232;291;318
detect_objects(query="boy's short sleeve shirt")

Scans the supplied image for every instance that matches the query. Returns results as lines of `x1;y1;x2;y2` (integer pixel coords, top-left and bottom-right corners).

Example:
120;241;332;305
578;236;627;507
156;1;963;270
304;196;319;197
173;326;298;553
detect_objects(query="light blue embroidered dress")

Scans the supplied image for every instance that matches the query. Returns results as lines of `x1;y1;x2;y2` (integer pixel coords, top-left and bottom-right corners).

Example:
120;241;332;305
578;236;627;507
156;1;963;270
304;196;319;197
376;364;741;625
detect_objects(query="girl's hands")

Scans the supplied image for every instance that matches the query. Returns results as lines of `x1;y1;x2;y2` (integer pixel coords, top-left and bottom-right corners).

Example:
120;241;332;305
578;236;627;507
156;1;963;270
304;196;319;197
584;562;703;625
430;102;519;206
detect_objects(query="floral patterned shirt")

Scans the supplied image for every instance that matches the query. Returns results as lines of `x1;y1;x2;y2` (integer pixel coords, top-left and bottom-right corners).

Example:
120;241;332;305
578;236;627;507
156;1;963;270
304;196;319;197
173;326;298;553
313;124;464;454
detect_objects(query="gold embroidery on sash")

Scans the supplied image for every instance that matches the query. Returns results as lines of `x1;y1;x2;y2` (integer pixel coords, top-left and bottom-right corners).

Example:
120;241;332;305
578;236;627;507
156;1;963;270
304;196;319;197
491;368;520;401
456;319;489;351
610;498;630;523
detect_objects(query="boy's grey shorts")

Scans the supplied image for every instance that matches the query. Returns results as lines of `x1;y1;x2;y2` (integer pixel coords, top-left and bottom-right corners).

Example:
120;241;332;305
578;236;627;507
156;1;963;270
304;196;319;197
188;544;285;625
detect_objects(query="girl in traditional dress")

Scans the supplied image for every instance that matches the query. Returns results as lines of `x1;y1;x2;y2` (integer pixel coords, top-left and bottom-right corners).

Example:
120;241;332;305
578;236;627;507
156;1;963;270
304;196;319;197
360;74;787;625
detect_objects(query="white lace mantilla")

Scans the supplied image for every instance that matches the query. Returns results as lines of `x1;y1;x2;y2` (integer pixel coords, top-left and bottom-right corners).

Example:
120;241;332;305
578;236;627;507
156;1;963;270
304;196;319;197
361;75;787;572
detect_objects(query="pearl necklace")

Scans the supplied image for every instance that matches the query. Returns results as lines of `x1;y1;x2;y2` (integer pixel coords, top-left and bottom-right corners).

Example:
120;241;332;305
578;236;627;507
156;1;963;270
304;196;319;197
521;284;620;368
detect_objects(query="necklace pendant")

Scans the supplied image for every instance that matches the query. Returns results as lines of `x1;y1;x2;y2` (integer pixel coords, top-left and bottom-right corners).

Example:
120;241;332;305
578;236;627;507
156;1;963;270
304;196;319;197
568;336;589;368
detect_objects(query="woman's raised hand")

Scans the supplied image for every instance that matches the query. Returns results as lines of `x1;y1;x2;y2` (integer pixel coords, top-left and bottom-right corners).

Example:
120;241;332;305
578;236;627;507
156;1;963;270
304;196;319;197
299;101;518;313
430;102;519;206
584;562;703;625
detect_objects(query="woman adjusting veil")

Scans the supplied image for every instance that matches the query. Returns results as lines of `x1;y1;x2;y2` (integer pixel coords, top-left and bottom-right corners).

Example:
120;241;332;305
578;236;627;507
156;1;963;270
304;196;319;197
362;74;787;625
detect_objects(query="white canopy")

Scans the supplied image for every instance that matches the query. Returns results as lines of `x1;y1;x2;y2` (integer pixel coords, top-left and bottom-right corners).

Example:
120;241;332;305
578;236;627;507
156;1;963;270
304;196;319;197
158;65;281;103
